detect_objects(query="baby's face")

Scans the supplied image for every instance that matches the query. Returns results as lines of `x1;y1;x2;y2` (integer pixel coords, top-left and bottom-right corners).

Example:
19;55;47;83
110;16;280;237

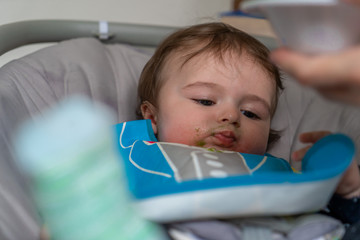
146;52;275;155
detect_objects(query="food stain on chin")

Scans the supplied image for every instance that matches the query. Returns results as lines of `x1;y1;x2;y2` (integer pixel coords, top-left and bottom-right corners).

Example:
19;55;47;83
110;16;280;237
195;126;223;136
194;125;228;147
194;127;205;147
207;147;223;153
196;140;206;147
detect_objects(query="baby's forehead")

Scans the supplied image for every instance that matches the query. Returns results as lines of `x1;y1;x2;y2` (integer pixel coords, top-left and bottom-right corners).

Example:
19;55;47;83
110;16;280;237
164;48;243;73
164;49;276;86
166;48;268;78
178;46;243;63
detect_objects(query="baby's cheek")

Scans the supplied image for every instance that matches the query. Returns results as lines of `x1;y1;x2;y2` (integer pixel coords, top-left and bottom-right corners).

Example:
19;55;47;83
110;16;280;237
243;138;268;155
231;130;268;154
159;129;196;145
243;127;270;154
173;127;206;146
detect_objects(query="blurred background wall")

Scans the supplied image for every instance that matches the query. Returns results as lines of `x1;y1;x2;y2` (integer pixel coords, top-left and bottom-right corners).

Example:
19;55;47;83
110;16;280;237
0;0;233;66
0;0;232;27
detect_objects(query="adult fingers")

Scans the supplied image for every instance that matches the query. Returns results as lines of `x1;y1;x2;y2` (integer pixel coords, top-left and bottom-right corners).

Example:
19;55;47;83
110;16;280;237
291;145;311;162
317;85;360;106
335;160;360;197
270;48;340;85
271;47;360;87
298;131;332;144
342;0;360;6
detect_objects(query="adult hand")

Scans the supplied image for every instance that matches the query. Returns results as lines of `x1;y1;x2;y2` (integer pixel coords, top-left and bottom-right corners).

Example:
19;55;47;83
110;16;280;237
270;0;360;105
342;0;360;6
292;131;360;198
270;46;360;106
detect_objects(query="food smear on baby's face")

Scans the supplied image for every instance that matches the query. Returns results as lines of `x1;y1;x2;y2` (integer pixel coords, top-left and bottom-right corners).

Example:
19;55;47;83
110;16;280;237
193;125;237;151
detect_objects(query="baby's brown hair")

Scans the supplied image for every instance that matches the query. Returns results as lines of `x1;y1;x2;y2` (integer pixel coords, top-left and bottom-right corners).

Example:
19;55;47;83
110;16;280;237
137;22;283;148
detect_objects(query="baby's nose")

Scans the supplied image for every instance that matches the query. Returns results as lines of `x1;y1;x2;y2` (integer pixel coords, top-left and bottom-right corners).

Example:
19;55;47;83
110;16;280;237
221;117;240;128
219;105;240;127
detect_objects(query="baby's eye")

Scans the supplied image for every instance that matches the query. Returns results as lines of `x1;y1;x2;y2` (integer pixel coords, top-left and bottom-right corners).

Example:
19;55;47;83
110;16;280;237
241;110;260;120
193;99;215;106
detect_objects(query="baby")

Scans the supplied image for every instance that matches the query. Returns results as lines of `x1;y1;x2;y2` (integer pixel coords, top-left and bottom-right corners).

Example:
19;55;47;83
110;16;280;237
136;22;360;229
137;22;282;155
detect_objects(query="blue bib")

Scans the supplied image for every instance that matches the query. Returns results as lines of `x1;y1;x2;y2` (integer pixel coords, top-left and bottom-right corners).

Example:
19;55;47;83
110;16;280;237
114;120;354;222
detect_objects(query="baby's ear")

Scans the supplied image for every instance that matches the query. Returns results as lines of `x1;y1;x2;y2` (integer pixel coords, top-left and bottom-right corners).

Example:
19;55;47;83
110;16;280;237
140;101;158;134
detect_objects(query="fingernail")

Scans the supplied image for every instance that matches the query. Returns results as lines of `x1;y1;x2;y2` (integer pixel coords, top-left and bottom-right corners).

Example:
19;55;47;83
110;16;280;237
291;152;297;161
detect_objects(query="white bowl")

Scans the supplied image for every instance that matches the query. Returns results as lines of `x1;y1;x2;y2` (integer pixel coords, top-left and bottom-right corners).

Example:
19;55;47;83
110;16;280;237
241;0;360;53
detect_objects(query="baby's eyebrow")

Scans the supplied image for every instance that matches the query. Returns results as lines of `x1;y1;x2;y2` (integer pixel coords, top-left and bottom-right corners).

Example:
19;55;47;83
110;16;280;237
182;82;220;90
243;95;271;114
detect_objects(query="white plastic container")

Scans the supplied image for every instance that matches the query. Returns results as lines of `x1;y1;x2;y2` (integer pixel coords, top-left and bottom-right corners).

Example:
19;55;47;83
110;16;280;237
15;96;167;240
242;0;360;53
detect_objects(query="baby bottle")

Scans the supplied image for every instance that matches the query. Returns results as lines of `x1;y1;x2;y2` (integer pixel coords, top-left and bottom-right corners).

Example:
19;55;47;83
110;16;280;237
15;96;167;240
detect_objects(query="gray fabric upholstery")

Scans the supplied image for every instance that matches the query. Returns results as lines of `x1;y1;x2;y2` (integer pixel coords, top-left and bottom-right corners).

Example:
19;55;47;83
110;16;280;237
269;77;360;170
0;38;150;240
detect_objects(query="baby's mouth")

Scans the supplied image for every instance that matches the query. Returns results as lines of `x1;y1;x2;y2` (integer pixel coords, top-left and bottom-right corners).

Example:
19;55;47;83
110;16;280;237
212;131;237;148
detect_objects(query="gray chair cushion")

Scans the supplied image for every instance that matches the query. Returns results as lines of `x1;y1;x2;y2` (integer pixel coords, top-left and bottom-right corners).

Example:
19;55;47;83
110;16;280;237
0;38;150;240
269;77;360;170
